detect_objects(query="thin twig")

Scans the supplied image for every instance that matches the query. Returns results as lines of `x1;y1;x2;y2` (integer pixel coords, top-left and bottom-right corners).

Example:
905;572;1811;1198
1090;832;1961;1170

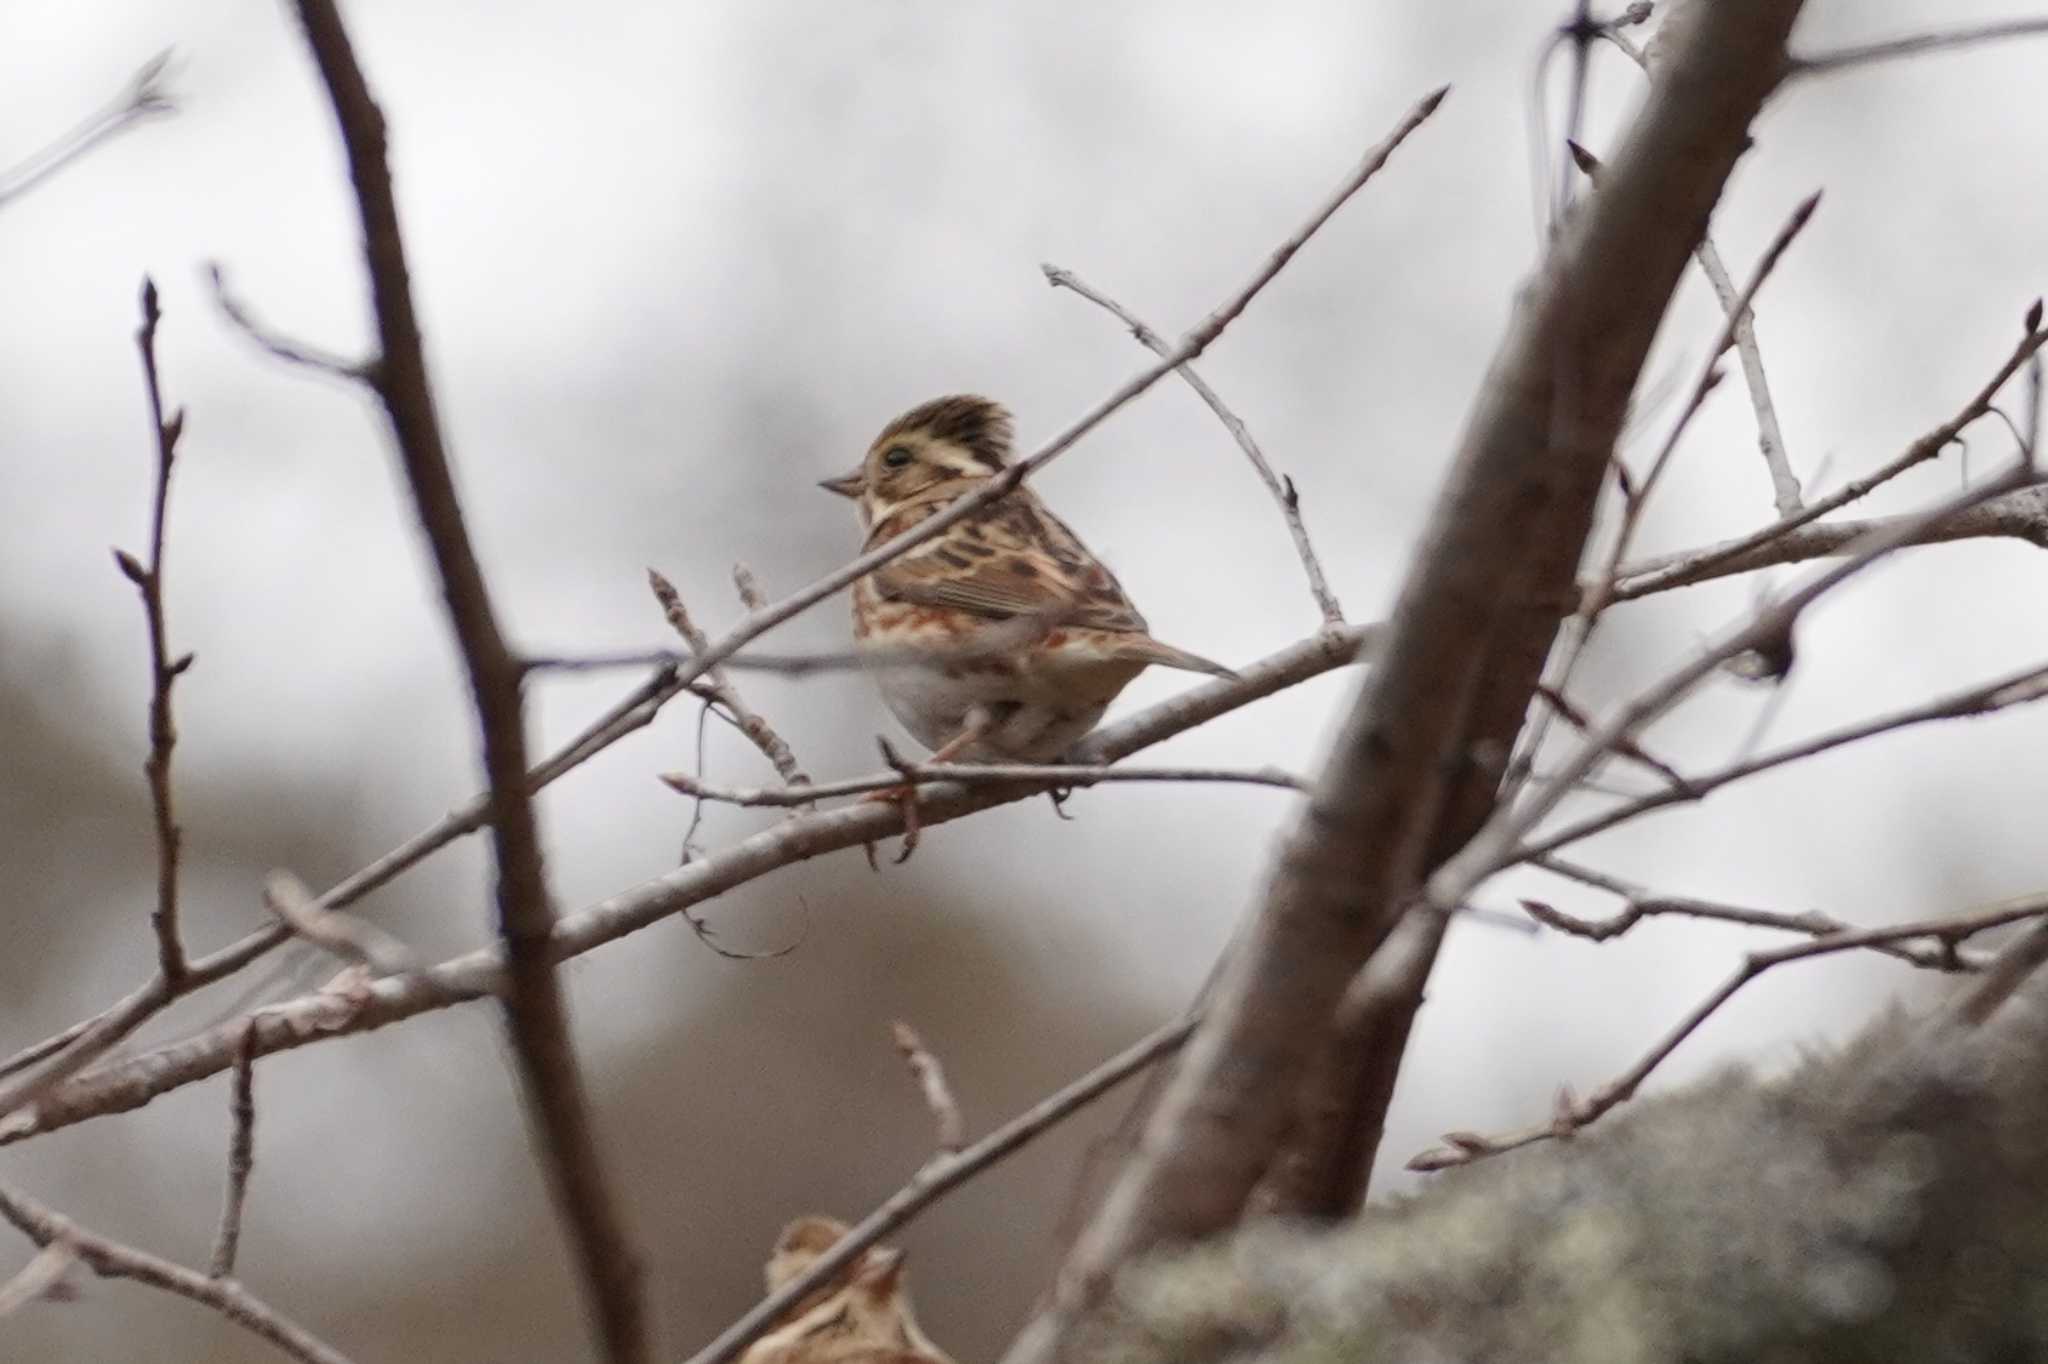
0;661;695;1113
78;75;1435;1110
1527;855;1985;970
659;761;1309;807
129;277;190;983
1598;31;1804;516
0;1183;354;1364
1432;456;2042;911
208;1022;259;1279
680;1016;1196;1364
207;264;368;379
1606;482;2048;597
262;870;417;977
281;2;644;1357
0;1240;77;1318
648;569;811;792
1513;659;2048;864
1610;316;2048;602
1042;264;1343;624
1691;229;1804;515
1503;179;1816;801
1789;17;2048;74
1951;915;2048;1027
2;624;1371;1147
890;1022;964;1156
0;50;175;209
1410;894;2048;1171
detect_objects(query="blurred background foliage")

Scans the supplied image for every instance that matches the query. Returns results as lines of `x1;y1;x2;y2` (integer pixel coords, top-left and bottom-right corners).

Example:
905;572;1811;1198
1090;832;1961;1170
3;1;2046;1359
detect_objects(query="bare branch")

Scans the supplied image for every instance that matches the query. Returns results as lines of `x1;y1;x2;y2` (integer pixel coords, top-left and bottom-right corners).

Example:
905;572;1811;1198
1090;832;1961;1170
1513;658;2048;865
1433;456;2042;912
649;569;811;792
681;1016;1195;1364
1;624;1370;1147
0;1183;354;1364
1526;855;1986;970
1410;893;2048;1171
0;1240;77;1319
1042;263;1343;624
1952;916;2048;1027
280;1;643;1356
1609;482;2048;595
0;660;693;1113
659;761;1309;807
1013;12;1807;1358
1789;17;2048;74
890;1022;964;1156
207;264;369;379
262;870;417;977
1597;27;1804;517
0;50;175;210
208;1023;259;1280
128;278;190;983
1610;316;2048;602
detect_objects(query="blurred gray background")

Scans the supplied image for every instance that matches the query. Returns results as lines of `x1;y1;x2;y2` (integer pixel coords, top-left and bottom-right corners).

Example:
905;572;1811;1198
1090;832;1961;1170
4;1;2046;1360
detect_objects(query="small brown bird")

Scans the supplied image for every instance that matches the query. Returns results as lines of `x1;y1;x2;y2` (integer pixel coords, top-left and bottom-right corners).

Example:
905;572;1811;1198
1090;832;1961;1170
820;395;1234;769
738;1216;955;1364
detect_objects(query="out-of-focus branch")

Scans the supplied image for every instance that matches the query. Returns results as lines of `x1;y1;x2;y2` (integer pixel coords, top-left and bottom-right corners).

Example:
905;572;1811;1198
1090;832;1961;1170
1789;17;2048;75
1042;263;1344;624
890;1022;964;1156
0;624;1371;1147
1411;892;2048;1171
1249;909;1446;1219
681;1016;1197;1364
0;1240;76;1318
1011;11;1807;1356
262;869;417;977
280;1;643;1357
0;1183;354;1364
207;264;368;379
207;1022;259;1279
0;50;175;210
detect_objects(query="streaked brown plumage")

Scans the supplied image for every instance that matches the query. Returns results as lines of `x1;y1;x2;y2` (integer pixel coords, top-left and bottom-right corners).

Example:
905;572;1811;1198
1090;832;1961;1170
737;1216;954;1364
821;395;1233;764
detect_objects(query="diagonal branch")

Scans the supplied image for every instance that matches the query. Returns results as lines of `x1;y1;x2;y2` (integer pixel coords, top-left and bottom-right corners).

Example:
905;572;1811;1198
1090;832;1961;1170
1512;658;2048;865
0;50;176;210
0;1182;353;1364
1610;315;2048;602
1042;263;1344;624
281;1;643;1357
1608;482;2048;597
648;569;810;794
680;1016;1197;1364
1789;17;2048;75
1008;10;1810;1358
1411;892;2048;1171
0;624;1370;1148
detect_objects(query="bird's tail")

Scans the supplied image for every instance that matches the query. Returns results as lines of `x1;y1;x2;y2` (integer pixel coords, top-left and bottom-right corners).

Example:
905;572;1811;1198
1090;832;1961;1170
1127;636;1238;680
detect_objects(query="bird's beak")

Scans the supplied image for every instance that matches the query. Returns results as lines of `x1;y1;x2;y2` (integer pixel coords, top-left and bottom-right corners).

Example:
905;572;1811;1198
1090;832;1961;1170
817;469;864;499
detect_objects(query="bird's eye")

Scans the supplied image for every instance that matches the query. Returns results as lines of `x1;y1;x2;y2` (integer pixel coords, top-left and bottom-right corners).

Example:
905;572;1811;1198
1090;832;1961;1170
881;446;915;468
